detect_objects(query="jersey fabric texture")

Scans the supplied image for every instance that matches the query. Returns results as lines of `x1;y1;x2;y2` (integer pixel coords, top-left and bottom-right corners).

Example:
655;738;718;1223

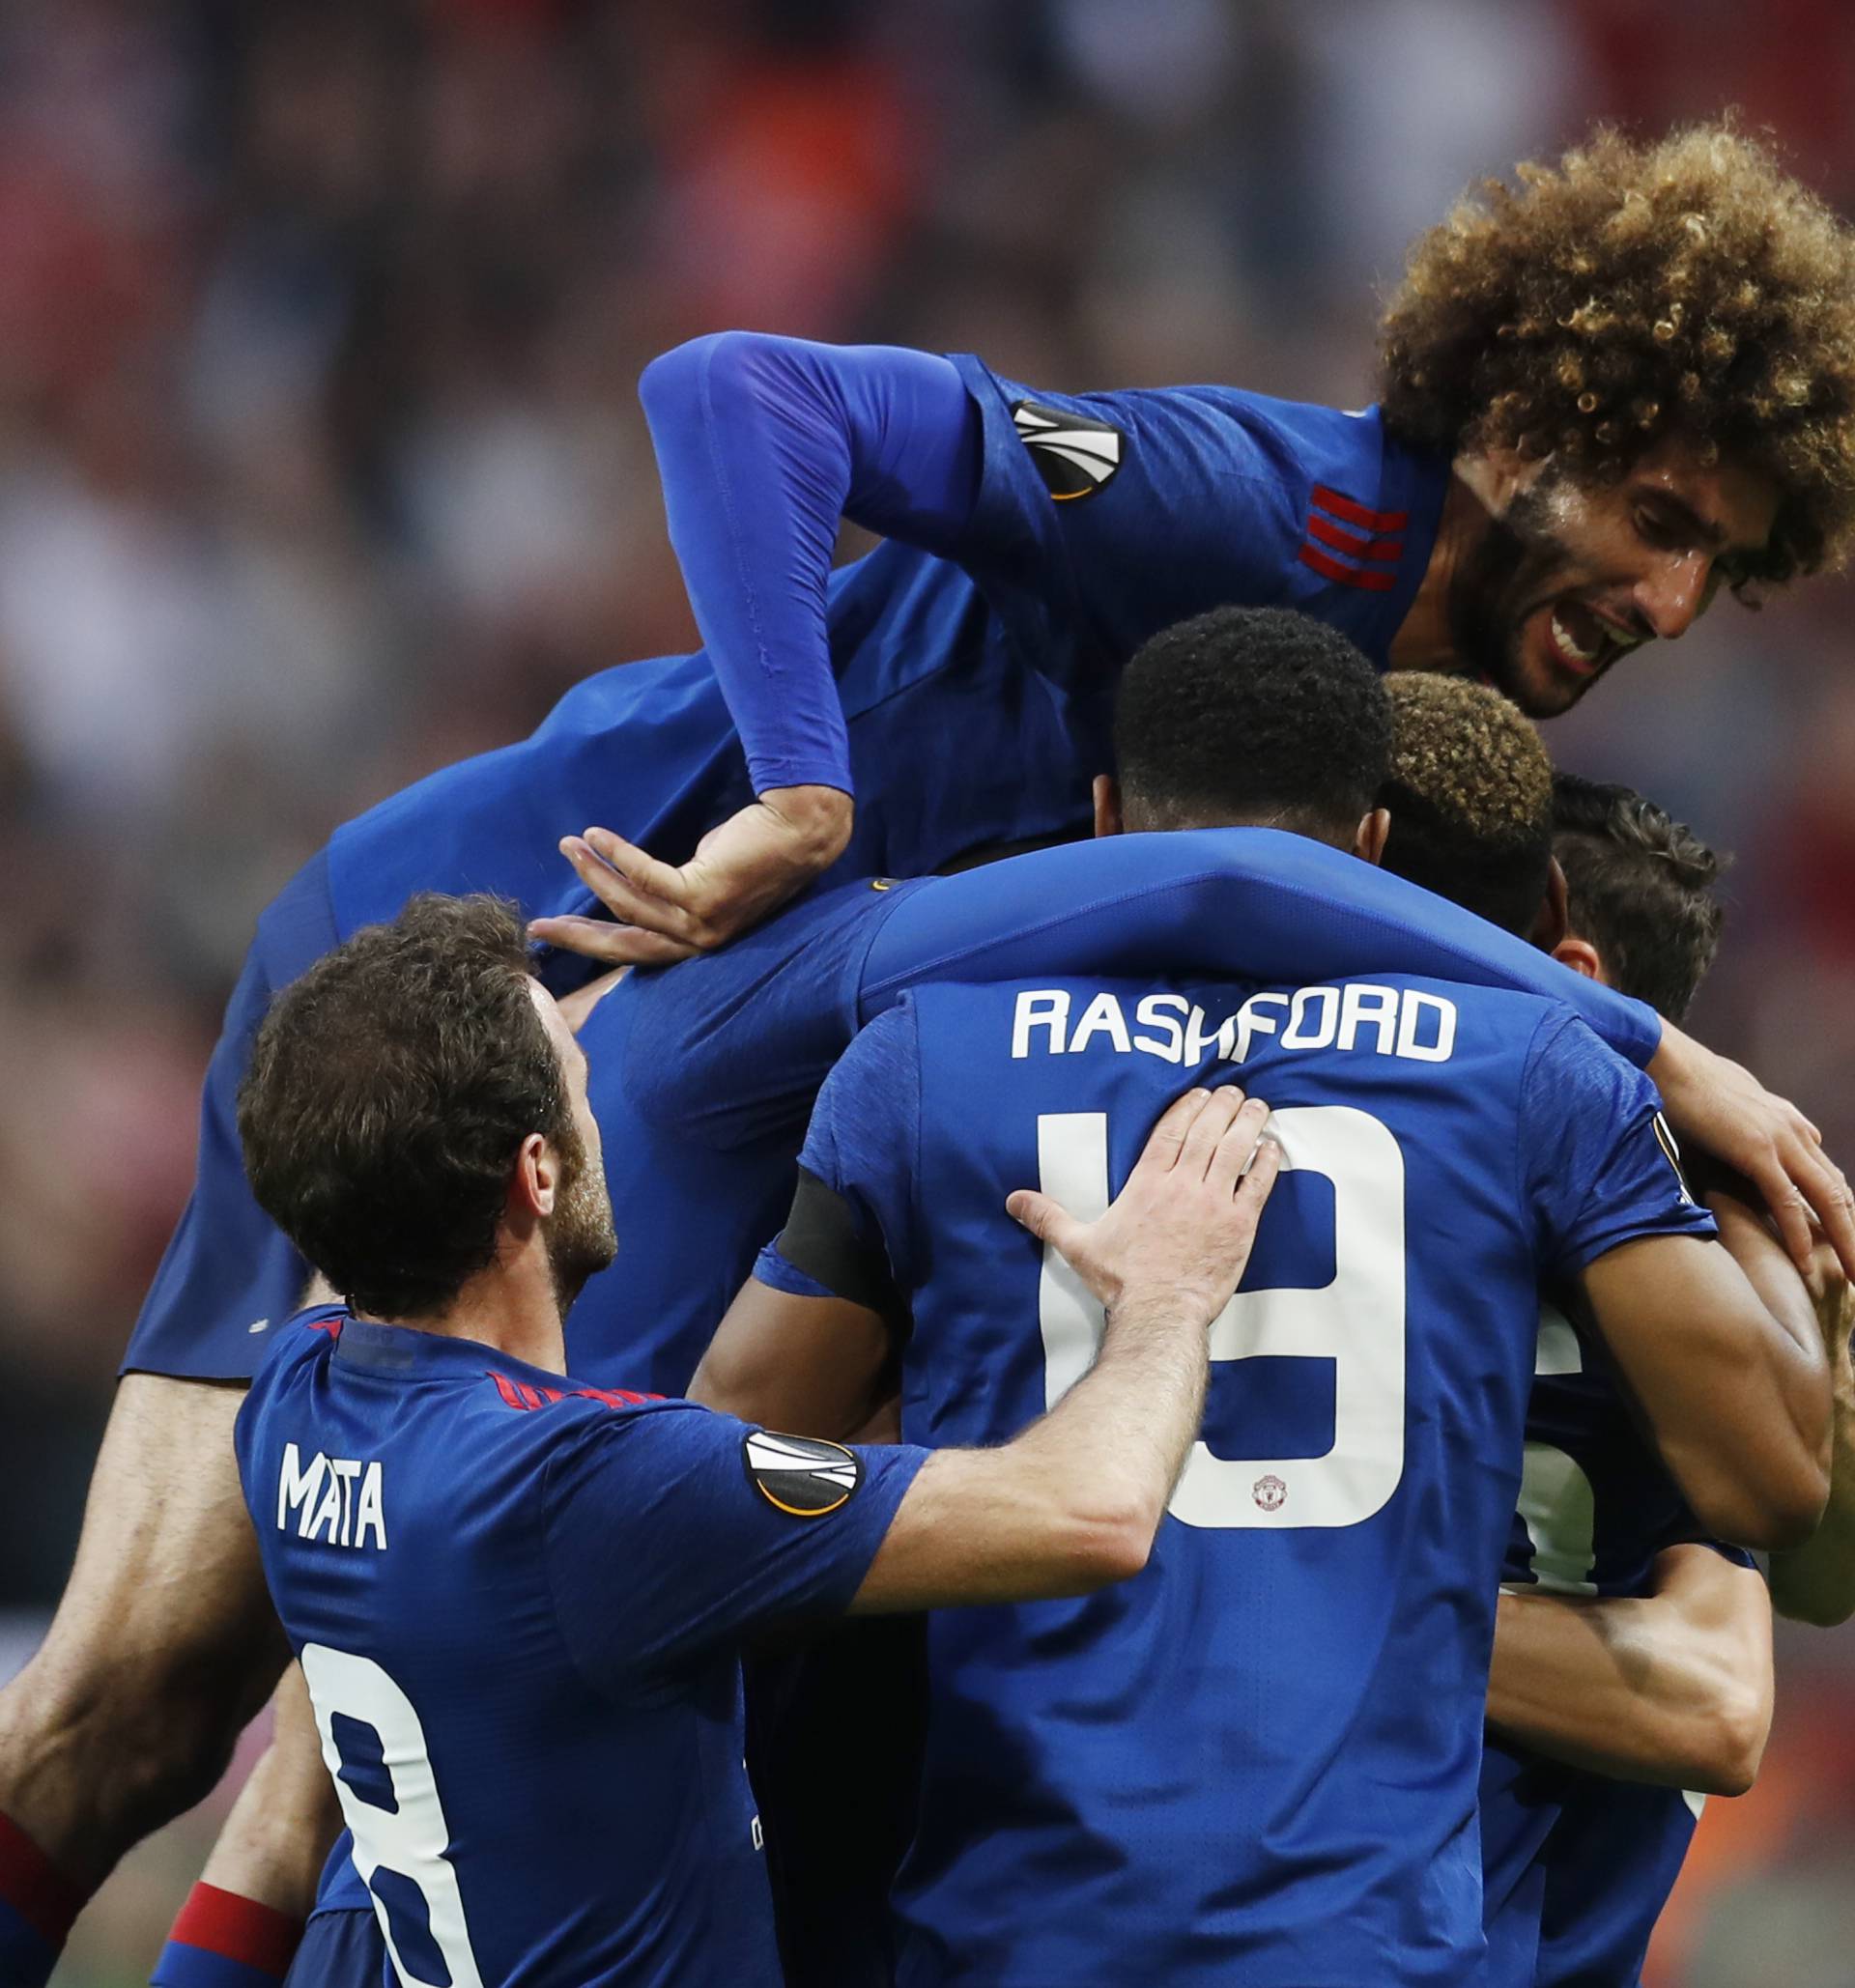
237;1309;924;1988
562;826;1661;1391
121;352;1452;1384
636;331;1450;795
757;977;1716;1988
291;831;1659;1980
1478;1291;1756;1988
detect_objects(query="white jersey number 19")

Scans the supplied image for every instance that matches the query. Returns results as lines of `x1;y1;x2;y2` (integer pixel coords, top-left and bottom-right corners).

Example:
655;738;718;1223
1036;1103;1407;1529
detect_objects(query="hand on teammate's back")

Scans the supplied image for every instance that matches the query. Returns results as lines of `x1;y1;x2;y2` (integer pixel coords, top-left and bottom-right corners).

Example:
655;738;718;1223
529;786;854;966
1007;1086;1282;1326
1648;1025;1855;1280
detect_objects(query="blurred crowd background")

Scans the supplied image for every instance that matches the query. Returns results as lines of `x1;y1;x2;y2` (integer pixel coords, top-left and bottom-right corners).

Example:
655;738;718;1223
0;0;1849;1980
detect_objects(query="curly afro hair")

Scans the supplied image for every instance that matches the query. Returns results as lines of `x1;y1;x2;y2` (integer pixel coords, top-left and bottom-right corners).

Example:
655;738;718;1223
1378;673;1555;936
1378;120;1855;583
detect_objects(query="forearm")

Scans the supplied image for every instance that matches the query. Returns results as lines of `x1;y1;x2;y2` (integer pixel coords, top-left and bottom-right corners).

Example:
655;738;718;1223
639;332;980;796
1703;1190;1835;1531
1769;1277;1855;1626
853;1289;1208;1612
857;830;1661;1065
1488;1551;1772;1795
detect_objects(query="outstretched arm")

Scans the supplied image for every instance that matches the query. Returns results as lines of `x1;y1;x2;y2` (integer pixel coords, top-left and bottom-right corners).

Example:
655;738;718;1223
1487;1545;1772;1795
851;1087;1280;1611
697;1086;1283;1612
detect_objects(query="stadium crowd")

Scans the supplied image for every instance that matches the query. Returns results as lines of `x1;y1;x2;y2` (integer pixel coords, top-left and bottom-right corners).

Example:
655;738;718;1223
1;0;1853;1982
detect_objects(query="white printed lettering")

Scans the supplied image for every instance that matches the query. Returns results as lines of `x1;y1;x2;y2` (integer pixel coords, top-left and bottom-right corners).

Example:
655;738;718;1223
1011;990;1071;1059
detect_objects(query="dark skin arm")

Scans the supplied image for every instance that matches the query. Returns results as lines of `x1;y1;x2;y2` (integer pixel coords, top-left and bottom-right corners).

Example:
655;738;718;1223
1578;1196;1831;1552
691;1283;893;1445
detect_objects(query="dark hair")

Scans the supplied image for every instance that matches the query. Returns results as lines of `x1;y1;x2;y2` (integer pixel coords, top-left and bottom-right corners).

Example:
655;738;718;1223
1379;120;1855;586
1378;673;1555;935
239;893;575;1319
1113;607;1390;841
1552;773;1726;1022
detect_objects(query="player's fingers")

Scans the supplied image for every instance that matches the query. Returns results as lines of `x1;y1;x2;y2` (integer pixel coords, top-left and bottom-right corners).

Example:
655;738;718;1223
1177;1085;1246;1182
1233;1135;1283;1224
1753;1145;1821;1277
1794;1141;1855;1281
528;914;699;968
1006;1188;1081;1258
561;838;697;939
1138;1089;1212;1174
1205;1096;1272;1198
580;826;695;909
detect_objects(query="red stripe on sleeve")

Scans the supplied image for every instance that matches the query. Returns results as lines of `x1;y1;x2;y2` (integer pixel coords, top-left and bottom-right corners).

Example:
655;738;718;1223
168;1883;302;1977
0;1813;85;1946
1310;484;1408;531
1298;543;1397;592
1305;513;1403;563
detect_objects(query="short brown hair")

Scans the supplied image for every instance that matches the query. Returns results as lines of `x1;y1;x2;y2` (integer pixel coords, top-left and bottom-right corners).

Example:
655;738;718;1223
1378;673;1555;934
1552;773;1726;1023
1379;121;1855;584
239;894;573;1319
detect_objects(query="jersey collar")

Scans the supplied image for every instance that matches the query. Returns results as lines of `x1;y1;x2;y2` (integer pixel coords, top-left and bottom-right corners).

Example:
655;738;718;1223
329;1312;572;1393
1365;425;1451;664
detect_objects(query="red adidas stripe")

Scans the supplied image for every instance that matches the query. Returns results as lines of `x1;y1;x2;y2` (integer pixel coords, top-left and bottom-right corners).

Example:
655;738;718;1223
1305;513;1403;563
1311;484;1407;532
1298;544;1396;591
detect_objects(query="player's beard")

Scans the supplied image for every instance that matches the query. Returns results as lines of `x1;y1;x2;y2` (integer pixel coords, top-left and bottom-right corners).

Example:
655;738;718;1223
1447;474;1612;716
544;1128;618;1313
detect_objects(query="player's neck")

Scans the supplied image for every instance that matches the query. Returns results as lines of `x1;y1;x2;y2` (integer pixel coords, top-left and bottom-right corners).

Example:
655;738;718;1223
362;1257;568;1376
1387;467;1491;674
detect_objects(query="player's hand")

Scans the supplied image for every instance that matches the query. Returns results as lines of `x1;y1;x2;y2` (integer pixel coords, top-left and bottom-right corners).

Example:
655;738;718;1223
1007;1086;1281;1325
1650;1025;1855;1281
528;785;854;967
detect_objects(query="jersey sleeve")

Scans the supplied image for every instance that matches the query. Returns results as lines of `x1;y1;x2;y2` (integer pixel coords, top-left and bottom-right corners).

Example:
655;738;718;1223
639;333;982;796
756;1003;924;1302
1519;1012;1719;1278
615;875;931;1151
946;359;1306;688
855;830;1663;1067
541;1397;928;1690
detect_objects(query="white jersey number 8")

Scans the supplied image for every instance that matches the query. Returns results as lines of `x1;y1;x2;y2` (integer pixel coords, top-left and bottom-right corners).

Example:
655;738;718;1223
1037;1103;1407;1529
300;1641;485;1988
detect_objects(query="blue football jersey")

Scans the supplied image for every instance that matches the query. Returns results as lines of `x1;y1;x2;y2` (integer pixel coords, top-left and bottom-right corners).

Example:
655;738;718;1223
565;827;1661;1395
762;974;1716;1987
327;382;1447;949
237;1309;924;1988
128;378;1450;1387
1479;1291;1756;1988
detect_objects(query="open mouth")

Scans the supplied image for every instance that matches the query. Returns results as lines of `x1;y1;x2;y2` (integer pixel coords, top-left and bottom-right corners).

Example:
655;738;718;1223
1547;599;1629;679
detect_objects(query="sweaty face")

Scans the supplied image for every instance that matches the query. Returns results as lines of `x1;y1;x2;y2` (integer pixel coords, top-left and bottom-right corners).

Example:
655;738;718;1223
1449;438;1781;716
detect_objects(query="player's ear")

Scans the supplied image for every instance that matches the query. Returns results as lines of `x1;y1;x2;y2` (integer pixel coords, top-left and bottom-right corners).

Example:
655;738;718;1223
1552;934;1605;982
1353;808;1390;866
509;1130;556;1227
1529;857;1570;952
1092;775;1125;838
